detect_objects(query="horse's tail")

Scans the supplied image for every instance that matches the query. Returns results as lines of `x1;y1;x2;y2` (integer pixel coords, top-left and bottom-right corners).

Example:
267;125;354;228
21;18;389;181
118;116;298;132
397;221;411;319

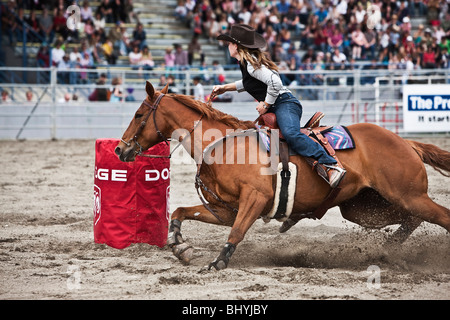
406;140;450;177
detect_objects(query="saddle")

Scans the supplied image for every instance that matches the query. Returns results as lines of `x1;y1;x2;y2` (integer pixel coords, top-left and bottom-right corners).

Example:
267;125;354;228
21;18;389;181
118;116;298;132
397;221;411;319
257;111;345;220
257;111;343;169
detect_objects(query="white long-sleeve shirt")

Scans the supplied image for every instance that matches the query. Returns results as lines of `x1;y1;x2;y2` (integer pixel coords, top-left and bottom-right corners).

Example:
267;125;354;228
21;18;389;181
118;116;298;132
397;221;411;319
235;59;290;105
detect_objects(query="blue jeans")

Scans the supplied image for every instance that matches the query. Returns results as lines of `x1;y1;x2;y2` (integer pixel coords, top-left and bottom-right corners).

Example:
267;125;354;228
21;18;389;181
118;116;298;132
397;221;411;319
270;92;337;164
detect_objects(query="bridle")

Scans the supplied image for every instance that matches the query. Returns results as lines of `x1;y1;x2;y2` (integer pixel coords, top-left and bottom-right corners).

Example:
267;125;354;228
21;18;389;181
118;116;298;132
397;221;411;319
121;91;233;223
121;93;204;159
120;93;169;158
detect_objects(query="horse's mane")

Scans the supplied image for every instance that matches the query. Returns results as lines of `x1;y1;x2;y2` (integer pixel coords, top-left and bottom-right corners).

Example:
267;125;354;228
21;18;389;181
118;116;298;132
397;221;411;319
167;93;255;130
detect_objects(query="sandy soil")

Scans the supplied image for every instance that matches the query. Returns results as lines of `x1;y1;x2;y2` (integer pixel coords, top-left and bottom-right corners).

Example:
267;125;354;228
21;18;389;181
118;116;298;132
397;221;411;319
0;137;449;300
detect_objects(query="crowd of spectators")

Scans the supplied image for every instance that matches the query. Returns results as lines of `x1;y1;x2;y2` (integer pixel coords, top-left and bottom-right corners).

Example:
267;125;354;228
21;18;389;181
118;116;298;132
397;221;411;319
1;1;152;75
176;0;450;73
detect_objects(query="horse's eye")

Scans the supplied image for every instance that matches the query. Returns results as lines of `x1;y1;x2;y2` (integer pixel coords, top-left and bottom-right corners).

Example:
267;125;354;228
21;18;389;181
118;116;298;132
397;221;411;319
135;113;143;119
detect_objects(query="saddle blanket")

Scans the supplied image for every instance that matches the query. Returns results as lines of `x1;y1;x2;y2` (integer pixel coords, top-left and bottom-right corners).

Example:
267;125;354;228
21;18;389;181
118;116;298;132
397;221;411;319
321;125;355;150
258;125;355;153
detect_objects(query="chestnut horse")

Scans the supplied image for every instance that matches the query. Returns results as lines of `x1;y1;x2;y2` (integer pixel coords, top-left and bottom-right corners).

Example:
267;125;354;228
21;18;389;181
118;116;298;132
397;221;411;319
115;82;450;270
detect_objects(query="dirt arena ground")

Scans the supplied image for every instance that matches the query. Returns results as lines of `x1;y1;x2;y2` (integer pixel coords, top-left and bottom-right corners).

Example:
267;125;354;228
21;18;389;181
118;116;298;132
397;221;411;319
0;137;449;300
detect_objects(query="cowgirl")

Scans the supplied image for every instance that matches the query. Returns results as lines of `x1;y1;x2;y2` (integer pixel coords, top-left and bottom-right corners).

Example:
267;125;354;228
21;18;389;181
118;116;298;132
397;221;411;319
212;24;346;188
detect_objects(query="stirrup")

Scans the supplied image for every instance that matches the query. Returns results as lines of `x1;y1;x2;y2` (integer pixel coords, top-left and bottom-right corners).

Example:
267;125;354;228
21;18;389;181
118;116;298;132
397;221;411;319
324;164;346;188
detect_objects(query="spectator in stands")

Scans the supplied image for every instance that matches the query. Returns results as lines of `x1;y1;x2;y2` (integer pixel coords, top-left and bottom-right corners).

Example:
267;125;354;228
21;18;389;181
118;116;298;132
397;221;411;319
263;24;278;50
53;8;68;40
212;60;225;85
413;24;424;45
93;12;105;31
110;77;125;102
327;26;344;53
279;25;292;50
26;90;34;102
175;0;188;22
282;5;303;36
332;46;347;64
84;18;95;41
80;1;93;23
314;5;328;25
70;45;82;64
14;8;29;43
139;45;155;72
108;22;124;54
422;44;437;69
434;25;446;45
409;0;428;17
174;43;189;67
363;27;377;60
101;37;117;65
351;24;366;59
25;9;41;42
96;0;114;24
277;0;291;16
299;17;312;49
1;90;12;103
37;42;50;67
57;54;72;84
131;23;147;51
192;76;205;102
2;0;17;45
423;28;434;47
188;35;204;65
164;46;176;74
441;47;449;69
203;10;218;43
159;74;179;93
129;45;142;67
58;92;72;103
111;0;126;24
89;73;110;101
401;16;412;34
51;40;65;66
238;6;252;25
124;0;138;24
427;0;440;26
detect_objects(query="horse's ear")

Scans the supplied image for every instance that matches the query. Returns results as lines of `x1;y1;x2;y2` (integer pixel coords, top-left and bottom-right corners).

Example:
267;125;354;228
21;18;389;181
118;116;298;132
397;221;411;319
145;81;155;98
161;82;170;94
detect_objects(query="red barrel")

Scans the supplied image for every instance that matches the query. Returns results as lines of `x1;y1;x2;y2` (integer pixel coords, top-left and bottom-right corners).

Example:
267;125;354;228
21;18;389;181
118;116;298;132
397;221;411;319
93;139;170;249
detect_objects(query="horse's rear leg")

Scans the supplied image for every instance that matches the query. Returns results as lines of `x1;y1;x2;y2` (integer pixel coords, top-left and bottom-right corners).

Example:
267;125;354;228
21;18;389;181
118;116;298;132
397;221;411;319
385;216;422;244
400;195;450;233
169;205;235;265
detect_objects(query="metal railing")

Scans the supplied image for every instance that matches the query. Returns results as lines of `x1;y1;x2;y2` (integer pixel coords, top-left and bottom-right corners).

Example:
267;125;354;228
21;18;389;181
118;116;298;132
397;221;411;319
0;66;449;139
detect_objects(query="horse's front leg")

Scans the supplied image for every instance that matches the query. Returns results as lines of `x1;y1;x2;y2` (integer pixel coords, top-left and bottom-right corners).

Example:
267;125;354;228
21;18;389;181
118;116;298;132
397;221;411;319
206;187;270;271
168;205;235;264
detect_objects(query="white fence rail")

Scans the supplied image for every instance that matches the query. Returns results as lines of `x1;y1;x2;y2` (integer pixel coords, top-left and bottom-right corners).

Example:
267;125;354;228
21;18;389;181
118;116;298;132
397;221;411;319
1;66;449;139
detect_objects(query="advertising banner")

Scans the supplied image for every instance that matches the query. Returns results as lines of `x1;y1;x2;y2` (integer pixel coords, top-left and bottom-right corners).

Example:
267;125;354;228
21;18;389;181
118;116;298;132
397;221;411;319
403;85;450;132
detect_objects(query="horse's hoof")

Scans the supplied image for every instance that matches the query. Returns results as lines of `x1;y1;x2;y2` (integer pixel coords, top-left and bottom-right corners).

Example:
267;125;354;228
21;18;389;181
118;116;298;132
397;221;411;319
279;218;298;233
172;243;194;265
203;259;227;271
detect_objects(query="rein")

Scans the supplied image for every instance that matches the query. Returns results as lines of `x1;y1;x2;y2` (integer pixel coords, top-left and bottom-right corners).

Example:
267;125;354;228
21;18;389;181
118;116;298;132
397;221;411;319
121;93;203;159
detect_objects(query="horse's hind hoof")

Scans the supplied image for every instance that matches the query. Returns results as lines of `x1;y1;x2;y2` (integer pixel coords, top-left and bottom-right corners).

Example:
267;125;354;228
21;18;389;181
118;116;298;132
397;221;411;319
279;218;298;233
172;243;194;265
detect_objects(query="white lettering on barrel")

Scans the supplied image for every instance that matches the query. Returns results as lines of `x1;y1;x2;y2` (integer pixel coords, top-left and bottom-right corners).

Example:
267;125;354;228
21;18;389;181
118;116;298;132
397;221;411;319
145;168;170;181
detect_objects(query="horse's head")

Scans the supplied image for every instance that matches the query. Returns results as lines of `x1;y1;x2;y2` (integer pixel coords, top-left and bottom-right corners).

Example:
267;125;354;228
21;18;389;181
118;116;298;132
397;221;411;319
115;81;169;162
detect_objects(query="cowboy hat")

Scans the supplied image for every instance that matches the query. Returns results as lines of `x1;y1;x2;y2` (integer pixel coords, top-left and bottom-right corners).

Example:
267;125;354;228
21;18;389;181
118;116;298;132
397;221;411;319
217;24;267;49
